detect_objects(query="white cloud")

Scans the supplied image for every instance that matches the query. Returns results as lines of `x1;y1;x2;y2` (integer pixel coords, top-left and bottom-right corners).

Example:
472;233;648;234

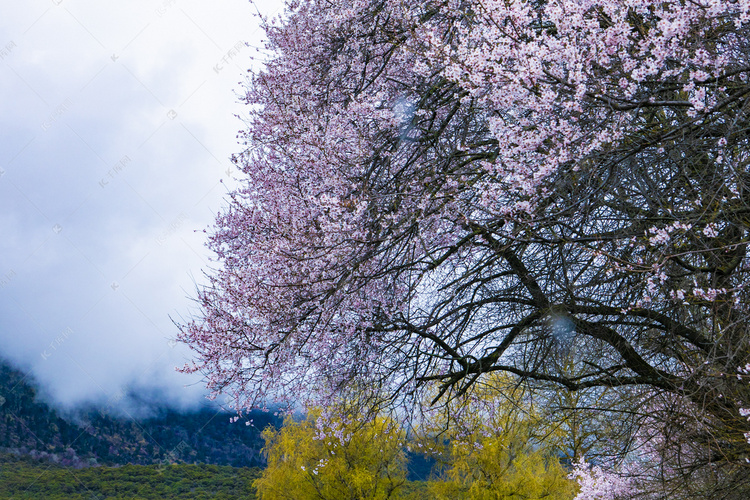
0;0;284;411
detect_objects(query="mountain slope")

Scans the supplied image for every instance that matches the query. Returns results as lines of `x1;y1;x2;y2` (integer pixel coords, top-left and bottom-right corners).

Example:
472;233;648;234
0;358;278;467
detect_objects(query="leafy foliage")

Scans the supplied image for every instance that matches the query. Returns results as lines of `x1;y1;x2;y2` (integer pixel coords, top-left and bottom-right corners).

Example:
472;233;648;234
256;393;576;500
420;376;577;500
255;410;408;500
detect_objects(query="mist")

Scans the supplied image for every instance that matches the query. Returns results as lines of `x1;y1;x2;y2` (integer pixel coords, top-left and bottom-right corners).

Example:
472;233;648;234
0;0;284;416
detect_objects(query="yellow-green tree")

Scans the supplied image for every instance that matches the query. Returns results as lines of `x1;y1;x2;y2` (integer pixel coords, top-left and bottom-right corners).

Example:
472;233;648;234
423;376;578;500
254;409;408;500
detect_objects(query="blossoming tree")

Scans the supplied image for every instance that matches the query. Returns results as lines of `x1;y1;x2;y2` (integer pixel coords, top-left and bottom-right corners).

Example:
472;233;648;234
179;0;750;494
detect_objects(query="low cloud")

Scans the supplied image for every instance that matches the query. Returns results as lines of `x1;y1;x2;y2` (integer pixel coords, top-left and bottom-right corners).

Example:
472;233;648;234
0;0;283;413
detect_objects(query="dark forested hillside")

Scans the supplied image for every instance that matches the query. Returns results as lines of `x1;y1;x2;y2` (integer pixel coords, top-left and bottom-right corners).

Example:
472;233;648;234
0;358;278;468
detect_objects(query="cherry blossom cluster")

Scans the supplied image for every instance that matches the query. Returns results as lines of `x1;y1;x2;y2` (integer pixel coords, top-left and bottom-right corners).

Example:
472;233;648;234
570;458;637;500
414;0;749;217
178;0;749;450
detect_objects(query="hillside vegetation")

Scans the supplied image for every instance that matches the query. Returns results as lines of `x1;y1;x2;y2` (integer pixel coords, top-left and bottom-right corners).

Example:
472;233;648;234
0;454;260;499
0;359;275;467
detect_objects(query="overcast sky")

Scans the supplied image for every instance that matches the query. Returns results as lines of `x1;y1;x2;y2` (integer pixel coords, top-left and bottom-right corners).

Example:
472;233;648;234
0;0;284;414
